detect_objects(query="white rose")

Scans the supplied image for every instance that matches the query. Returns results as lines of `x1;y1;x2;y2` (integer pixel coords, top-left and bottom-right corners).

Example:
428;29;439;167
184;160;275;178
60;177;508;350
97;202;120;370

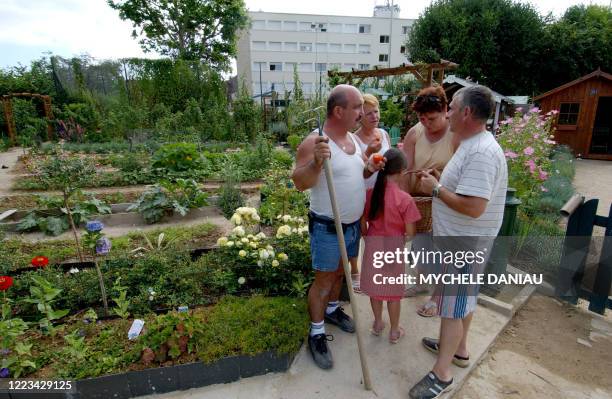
282;215;291;222
256;232;266;239
238;277;246;285
257;260;263;267
272;260;279;267
217;237;228;246
278;253;288;261
259;249;270;259
241;237;249;243
230;213;242;225
297;217;304;224
250;242;258;248
239;250;247;257
232;226;245;236
226;241;234;247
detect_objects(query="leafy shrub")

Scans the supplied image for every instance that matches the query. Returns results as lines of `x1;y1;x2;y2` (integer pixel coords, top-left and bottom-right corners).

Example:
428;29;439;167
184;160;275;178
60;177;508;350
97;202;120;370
287;134;301;152
128;179;209;224
217;164;244;218
152;142;206;172
259;168;308;225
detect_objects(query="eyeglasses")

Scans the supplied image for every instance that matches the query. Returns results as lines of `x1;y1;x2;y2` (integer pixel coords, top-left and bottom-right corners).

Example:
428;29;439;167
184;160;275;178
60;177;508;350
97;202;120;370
415;95;442;105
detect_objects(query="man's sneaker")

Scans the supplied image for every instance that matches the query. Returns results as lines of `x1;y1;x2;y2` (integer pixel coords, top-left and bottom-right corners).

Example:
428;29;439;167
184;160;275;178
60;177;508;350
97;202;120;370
409;371;453;399
324;307;355;333
308;333;334;369
422;337;470;368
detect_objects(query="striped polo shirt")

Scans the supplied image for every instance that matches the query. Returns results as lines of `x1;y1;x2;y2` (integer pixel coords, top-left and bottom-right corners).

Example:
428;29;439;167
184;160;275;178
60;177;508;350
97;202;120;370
432;131;508;237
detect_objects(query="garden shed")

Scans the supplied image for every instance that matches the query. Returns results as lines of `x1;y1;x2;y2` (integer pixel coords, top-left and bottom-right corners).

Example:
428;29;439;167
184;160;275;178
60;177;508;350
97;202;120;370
534;69;612;160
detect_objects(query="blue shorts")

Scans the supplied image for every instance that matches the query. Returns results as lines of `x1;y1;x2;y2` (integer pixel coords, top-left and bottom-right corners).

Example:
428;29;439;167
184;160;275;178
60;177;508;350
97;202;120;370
309;214;361;272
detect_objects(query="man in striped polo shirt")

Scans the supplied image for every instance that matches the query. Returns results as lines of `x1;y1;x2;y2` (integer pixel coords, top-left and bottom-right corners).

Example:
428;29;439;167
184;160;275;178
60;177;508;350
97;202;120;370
409;85;508;399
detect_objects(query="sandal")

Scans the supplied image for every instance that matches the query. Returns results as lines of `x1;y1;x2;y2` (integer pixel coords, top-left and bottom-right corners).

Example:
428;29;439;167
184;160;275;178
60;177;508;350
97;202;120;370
389;326;405;344
370;321;385;336
422;337;471;368
416;300;438;318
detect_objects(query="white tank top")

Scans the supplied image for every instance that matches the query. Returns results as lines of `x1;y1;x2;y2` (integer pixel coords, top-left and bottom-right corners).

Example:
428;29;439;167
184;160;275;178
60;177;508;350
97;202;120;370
309;131;366;224
354;129;391;189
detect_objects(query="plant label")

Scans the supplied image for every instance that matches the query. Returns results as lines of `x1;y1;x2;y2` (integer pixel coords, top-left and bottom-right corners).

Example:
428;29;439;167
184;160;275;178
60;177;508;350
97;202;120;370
128;319;145;340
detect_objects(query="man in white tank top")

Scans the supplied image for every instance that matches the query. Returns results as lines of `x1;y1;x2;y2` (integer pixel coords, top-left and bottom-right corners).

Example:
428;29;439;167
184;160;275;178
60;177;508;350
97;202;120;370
292;84;384;370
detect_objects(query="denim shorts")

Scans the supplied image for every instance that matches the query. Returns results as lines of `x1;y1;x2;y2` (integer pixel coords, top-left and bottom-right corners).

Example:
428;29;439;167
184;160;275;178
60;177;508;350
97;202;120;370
309;215;361;272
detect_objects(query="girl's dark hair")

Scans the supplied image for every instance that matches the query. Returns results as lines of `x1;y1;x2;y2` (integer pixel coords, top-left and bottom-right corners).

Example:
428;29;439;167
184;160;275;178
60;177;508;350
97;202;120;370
368;148;407;220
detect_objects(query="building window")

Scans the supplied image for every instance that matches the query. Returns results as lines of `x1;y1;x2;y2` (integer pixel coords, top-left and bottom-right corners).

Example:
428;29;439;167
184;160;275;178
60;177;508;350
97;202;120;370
312;23;327;32
359;24;371;33
268;41;281;51
402;26;410;34
329;43;342;52
299;22;312;31
252;62;266;71
380;35;389;43
358;44;370;54
329;23;342;33
299;42;313;52
316;42;327;52
558;103;580;125
343;63;356;71
299;63;313;72
268;20;281;30
315;63;327;72
269;62;282;71
344;44;356;53
379;54;389;62
343;24;358;33
400;45;406;54
252;41;266;50
252;20;265;30
285;62;297;71
358;63;370;70
283;21;297;31
284;42;297;51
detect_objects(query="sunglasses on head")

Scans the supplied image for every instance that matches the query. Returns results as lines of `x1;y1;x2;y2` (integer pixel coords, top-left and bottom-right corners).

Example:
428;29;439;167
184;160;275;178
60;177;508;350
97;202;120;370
415;95;442;104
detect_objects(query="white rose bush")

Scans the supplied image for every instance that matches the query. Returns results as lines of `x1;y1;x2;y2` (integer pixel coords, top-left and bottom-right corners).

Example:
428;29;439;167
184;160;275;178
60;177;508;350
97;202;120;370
214;208;312;294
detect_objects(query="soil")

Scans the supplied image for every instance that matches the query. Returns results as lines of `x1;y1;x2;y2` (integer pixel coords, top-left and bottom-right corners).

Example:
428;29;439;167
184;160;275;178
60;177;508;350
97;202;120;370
455;296;612;399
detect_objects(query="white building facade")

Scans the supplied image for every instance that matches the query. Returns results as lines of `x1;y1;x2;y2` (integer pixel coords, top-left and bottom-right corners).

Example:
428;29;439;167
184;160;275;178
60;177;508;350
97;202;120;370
236;6;415;98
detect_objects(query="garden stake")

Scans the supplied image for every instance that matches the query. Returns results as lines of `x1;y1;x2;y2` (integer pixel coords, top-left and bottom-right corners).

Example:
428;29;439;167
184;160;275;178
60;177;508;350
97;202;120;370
303;107;373;391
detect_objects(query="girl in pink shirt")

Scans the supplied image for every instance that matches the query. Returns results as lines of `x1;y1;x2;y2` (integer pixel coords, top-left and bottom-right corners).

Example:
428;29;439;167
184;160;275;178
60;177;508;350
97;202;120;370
360;148;421;343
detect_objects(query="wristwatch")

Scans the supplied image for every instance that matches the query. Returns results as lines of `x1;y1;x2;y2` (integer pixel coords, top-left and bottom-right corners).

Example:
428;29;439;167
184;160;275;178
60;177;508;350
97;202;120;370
432;183;443;198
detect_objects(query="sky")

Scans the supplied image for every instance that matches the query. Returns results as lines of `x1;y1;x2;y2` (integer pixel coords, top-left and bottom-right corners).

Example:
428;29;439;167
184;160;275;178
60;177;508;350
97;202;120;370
0;0;610;70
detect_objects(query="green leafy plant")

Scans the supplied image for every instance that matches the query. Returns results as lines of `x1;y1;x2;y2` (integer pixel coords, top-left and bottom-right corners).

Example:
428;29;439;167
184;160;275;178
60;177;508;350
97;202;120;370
152;142;206;172
127;179;209;224
111;277;130;319
63;330;88;360
24;275;69;335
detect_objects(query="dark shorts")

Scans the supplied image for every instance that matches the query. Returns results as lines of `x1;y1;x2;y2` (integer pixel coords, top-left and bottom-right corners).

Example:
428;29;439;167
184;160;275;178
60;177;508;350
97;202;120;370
309;213;361;272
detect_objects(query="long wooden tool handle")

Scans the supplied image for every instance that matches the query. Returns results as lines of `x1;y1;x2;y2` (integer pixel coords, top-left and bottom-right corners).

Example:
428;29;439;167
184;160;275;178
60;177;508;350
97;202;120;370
322;157;373;391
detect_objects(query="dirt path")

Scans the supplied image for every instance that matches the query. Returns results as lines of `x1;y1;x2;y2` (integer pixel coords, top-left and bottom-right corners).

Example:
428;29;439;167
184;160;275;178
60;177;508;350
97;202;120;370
455;296;612;399
573;159;612;235
0;147;24;196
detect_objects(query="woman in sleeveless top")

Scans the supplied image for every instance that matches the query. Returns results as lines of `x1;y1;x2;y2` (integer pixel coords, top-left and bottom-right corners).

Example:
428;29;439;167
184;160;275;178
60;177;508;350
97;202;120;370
354;94;392;190
401;85;459;317
401;86;458;195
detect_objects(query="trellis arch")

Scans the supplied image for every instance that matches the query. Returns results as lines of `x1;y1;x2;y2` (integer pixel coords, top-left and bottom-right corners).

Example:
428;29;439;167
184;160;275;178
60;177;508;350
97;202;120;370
1;93;54;144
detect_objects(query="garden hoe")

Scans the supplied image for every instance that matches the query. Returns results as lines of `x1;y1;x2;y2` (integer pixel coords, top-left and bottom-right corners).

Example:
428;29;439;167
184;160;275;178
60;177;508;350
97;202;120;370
302;107;373;392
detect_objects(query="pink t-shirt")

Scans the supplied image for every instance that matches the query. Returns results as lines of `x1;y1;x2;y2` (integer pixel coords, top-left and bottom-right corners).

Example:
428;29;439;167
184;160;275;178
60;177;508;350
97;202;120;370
364;181;421;236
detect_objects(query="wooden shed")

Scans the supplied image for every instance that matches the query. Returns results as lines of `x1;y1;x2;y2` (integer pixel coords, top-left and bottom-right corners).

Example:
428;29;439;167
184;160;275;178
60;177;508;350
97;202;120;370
534;69;612;160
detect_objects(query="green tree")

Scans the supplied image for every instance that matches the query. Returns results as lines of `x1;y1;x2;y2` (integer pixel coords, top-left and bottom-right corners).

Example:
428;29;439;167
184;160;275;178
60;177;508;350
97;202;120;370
406;0;547;94
541;5;612;91
108;0;249;70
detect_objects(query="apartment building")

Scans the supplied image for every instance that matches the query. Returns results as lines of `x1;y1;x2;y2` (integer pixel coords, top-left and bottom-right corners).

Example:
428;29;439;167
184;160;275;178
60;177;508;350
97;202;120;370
236;5;414;98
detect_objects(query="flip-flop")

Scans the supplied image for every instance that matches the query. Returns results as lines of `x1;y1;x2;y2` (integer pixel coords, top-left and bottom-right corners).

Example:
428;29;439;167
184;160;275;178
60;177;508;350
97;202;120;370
370;322;385;336
416;300;438;318
389;326;405;344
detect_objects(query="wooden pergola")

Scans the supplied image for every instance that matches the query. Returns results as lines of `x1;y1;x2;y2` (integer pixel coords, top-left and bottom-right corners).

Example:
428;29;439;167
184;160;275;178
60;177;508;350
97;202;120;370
1;93;54;144
327;59;458;88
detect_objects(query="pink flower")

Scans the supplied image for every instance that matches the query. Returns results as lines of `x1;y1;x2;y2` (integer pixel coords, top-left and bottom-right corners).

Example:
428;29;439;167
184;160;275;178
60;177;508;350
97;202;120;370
544;139;556;145
529;107;540;114
504;151;518;159
538;168;548;181
541;186;549;192
533;133;540;139
551;110;559;115
525;159;536;173
523;146;534;156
